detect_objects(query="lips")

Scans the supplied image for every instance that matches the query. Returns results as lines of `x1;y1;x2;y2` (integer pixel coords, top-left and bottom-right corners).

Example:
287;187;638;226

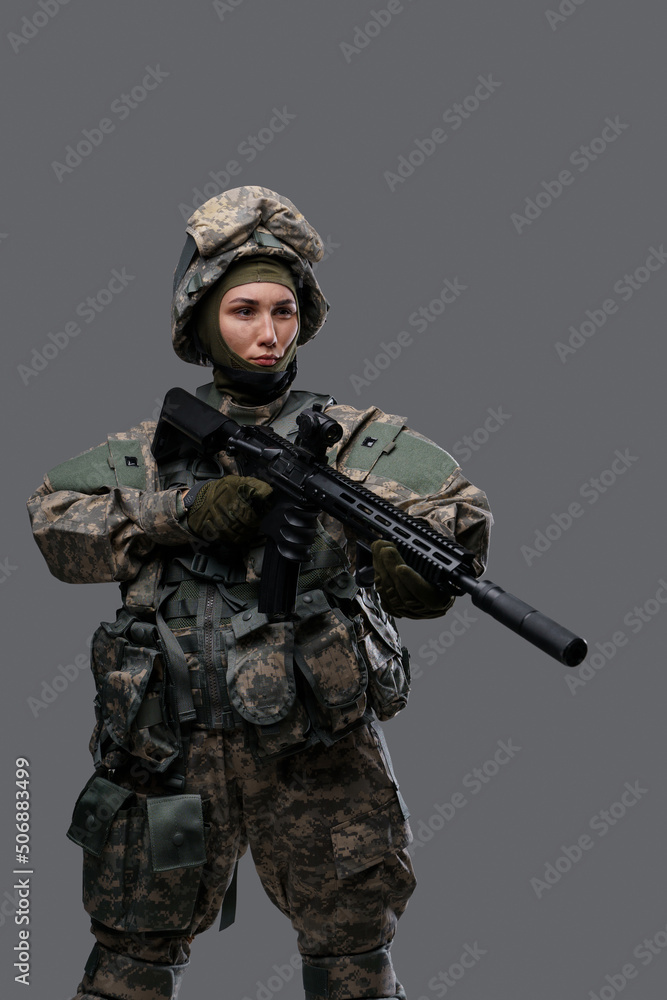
253;356;278;366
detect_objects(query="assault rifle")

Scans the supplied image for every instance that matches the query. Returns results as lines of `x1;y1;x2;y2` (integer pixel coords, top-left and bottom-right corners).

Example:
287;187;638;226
152;388;587;667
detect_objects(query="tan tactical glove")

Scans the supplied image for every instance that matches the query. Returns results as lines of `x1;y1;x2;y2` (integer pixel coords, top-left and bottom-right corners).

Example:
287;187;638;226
371;539;455;619
185;475;273;545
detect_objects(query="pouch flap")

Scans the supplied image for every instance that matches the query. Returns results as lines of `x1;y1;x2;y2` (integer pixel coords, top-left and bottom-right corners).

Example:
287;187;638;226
146;794;206;872
67;776;133;856
231;606;271;639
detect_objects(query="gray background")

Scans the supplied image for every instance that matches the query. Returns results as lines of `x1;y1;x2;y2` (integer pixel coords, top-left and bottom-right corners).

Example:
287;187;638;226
2;1;666;998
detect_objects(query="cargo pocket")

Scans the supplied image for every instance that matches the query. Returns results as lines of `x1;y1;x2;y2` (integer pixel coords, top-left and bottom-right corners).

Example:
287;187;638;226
330;790;412;880
293;590;367;735
69;777;207;933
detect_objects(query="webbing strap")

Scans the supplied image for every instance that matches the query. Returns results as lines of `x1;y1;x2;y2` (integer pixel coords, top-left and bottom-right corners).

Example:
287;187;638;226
155;581;197;725
302;547;344;571
218;859;239;931
134;698;163;729
302;963;329;999
173;632;200;654
162;596;199;620
172;233;198;294
84;943;100;979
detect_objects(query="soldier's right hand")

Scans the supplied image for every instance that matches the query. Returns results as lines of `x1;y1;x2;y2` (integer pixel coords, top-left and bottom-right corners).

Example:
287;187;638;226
185;475;273;545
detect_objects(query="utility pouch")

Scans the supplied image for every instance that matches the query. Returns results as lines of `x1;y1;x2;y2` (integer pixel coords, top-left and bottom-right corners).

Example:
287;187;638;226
224;618;313;761
293;590;367;735
225;589;368;759
354;593;410;722
101;641;160;740
75;780;207;933
226;611;297;725
243;699;315;762
90;613;180;771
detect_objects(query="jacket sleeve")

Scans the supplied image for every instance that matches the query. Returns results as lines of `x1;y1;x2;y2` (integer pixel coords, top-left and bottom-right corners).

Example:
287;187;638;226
329;405;493;578
26;425;194;585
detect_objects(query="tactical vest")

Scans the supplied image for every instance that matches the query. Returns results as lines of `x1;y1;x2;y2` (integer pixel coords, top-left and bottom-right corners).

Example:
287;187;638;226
88;385;411;776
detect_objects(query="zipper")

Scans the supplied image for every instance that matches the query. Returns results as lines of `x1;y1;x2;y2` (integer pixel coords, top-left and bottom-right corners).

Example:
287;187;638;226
203;582;223;727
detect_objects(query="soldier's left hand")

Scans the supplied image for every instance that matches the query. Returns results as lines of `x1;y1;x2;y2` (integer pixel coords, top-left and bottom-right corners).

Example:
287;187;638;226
371;539;455;619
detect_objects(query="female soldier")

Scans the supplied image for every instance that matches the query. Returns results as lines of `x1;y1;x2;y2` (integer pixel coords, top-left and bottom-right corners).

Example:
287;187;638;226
27;186;491;1000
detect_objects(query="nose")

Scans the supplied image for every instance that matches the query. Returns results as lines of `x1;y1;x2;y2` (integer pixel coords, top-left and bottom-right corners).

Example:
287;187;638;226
257;310;278;347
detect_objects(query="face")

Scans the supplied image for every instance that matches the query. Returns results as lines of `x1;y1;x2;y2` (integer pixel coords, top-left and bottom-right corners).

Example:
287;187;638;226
218;281;298;366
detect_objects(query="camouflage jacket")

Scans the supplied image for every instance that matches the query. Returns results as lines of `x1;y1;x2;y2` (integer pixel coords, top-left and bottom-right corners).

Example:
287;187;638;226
26;384;492;762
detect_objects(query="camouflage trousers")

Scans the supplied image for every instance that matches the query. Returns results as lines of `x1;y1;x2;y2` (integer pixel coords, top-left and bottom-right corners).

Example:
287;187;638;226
72;720;416;1000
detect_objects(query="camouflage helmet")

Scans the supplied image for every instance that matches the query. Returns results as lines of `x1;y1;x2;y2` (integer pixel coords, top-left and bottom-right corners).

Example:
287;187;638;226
172;186;330;366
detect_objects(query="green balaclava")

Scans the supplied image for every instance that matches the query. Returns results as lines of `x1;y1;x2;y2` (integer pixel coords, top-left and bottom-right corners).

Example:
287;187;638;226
194;256;300;404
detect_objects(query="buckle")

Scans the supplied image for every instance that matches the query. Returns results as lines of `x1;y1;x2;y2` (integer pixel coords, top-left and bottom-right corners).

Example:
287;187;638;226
190;552;209;576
